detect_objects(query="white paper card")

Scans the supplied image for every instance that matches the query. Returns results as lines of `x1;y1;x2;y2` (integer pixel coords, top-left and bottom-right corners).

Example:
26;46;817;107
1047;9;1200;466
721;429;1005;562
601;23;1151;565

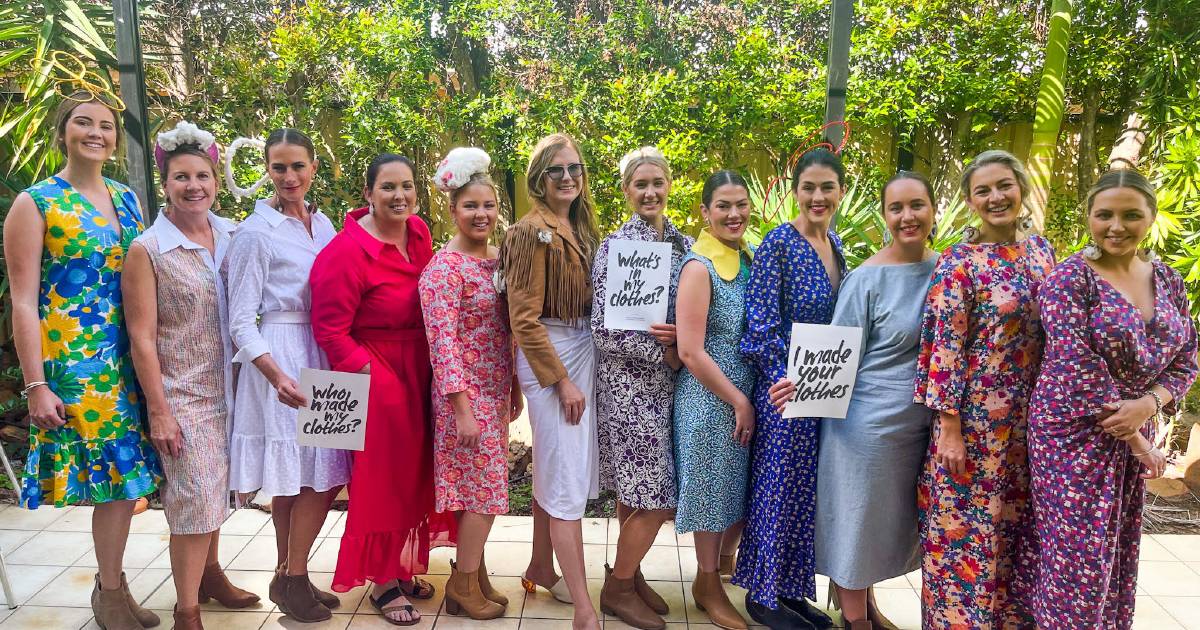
782;323;862;419
602;239;673;331
296;368;370;451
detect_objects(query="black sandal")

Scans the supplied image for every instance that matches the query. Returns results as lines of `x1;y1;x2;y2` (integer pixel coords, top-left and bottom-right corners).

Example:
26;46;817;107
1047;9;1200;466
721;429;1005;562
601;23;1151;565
369;587;420;627
398;576;435;600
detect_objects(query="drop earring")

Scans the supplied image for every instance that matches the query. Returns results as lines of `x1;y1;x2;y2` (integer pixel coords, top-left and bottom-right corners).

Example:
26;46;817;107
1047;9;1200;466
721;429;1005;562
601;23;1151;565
1018;212;1034;232
1082;240;1103;261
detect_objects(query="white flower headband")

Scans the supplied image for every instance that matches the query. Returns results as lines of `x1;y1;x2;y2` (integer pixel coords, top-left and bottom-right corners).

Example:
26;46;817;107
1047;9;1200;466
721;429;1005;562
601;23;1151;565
433;147;492;193
224;137;271;200
154;122;219;174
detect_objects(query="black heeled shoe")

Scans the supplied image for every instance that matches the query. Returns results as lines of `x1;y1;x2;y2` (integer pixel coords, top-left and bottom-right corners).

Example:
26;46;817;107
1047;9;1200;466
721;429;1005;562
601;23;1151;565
780;596;834;629
745;595;817;630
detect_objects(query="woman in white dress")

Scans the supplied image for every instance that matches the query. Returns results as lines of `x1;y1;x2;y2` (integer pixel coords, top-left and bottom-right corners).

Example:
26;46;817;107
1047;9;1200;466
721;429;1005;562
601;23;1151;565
225;128;352;623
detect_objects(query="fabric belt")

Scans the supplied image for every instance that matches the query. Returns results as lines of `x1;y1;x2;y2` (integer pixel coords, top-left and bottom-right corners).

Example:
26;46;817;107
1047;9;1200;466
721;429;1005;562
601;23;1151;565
261;311;311;325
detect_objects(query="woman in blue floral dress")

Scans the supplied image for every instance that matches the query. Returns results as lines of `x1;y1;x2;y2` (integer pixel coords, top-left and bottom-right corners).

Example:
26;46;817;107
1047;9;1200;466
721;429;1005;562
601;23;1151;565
3;91;162;629
673;170;756;630
735;149;844;629
1026;170;1197;629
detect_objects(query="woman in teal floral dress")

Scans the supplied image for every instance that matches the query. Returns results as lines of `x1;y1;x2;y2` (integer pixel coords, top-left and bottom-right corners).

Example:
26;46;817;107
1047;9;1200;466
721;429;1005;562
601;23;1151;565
3;91;162;630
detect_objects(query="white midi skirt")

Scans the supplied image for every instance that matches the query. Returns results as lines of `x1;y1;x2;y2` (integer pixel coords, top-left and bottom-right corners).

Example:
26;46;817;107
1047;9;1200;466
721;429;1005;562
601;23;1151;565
516;319;599;520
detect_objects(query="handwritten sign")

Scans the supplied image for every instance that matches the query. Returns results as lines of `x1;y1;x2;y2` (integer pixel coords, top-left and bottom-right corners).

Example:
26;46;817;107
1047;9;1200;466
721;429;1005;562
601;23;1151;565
296;368;370;451
603;239;673;331
782;323;862;419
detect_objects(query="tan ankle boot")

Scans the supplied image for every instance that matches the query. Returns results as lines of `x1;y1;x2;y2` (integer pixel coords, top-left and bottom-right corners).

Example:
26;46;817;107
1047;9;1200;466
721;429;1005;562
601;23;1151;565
445;565;504;620
198;563;260;609
692;570;747;630
91;574;142;630
634;568;669;615
718;553;736;578
601;565;665;630
476;558;508;606
278;574;331;622
866;587;899;630
118;572;160;627
172;604;204;630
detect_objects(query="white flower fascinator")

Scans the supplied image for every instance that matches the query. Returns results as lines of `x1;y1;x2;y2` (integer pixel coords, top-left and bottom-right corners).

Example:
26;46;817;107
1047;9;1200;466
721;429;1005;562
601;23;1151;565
433;147;492;193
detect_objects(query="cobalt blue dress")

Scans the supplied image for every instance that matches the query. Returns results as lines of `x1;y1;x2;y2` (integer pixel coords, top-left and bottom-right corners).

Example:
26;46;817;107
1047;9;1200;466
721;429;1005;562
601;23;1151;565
734;223;844;607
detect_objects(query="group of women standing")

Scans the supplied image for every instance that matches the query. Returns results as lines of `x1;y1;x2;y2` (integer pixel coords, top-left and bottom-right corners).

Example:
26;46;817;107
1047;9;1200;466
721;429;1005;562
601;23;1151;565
5;88;1195;630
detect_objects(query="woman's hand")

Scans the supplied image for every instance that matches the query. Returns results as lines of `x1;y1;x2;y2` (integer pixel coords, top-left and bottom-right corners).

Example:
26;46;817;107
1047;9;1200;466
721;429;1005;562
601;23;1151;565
732;397;755;447
26;386;66;430
1134;446;1167;479
455;408;482;449
663;346;683;371
358;362;371;375
273;374;308;409
1099;396;1157;440
149;411;185;458
555;377;586;425
935;414;967;476
768;378;796;415
509;386;524;423
649;323;677;347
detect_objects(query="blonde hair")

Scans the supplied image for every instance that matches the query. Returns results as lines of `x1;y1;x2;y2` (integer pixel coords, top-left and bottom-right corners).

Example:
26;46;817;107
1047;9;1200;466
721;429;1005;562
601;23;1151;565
1086;169;1158;215
525;133;601;259
619;146;672;187
960;149;1032;205
450;172;499;206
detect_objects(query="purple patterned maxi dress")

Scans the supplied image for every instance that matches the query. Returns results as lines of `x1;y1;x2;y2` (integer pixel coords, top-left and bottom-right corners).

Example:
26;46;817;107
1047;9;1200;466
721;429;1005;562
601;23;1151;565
591;214;693;510
1026;254;1197;629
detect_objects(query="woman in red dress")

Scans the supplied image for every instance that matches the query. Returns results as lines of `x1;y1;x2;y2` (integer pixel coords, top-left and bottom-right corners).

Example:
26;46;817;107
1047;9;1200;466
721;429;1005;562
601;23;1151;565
310;153;456;625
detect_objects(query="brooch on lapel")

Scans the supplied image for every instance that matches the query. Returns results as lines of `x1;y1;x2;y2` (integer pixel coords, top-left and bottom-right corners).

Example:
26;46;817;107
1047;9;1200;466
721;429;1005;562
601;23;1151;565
537;229;553;244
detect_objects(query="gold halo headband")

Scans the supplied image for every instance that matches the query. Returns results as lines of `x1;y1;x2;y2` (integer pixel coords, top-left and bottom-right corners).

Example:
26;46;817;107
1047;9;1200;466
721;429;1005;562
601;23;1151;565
33;51;127;112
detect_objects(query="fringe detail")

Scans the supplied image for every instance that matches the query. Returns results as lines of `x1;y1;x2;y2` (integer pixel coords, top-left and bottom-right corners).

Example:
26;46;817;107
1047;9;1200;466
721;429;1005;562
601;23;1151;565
499;220;592;321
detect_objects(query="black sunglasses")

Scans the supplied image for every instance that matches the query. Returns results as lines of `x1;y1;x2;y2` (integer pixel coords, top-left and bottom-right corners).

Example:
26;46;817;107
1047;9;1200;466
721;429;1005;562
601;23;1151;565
543;163;585;181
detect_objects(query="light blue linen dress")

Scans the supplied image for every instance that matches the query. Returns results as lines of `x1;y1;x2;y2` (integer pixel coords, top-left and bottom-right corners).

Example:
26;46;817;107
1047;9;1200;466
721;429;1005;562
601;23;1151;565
813;258;936;589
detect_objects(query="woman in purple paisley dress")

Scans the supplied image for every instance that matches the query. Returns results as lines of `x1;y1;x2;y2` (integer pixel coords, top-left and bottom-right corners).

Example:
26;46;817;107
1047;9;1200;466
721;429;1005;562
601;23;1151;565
1026;169;1197;629
591;147;692;630
913;150;1053;630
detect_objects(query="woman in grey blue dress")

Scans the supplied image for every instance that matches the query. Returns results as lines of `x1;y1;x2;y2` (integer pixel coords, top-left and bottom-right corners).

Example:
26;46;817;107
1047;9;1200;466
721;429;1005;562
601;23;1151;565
674;170;756;630
772;171;938;630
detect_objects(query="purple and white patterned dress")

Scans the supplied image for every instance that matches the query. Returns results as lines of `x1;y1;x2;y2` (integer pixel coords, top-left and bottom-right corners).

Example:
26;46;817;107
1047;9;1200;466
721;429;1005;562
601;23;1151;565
1026;254;1197;629
591;214;693;510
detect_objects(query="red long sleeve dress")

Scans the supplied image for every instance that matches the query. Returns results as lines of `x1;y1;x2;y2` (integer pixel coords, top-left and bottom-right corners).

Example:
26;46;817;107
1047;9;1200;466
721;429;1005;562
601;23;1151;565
310;208;456;591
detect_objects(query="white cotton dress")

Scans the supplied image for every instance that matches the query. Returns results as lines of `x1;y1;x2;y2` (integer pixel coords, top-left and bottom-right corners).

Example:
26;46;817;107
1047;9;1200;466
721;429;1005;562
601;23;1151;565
225;200;352;497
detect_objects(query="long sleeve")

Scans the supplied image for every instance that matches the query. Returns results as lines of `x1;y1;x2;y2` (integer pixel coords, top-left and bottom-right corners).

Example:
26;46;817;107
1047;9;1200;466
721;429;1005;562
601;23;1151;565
1036;262;1121;415
913;252;973;412
225;229;273;363
310;246;371;373
590;238;666;364
1156;267;1199;414
739;234;788;383
419;259;469;396
503;222;567;387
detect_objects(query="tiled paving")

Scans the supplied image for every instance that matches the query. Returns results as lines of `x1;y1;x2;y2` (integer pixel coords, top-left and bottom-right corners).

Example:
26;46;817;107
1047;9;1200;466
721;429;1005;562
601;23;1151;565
0;504;1197;629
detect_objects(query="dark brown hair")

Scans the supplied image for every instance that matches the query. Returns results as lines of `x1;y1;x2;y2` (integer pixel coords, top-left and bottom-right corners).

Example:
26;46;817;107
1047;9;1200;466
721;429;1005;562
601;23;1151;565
54;90;123;155
264;128;316;162
881;170;936;213
1085;169;1158;215
701;170;748;206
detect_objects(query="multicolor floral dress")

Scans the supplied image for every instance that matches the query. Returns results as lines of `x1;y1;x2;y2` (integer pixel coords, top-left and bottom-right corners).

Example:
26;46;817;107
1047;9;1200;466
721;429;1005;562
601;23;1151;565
913;235;1055;630
1026;255;1197;629
591;214;693;510
20;176;161;509
734;224;844;607
419;249;513;515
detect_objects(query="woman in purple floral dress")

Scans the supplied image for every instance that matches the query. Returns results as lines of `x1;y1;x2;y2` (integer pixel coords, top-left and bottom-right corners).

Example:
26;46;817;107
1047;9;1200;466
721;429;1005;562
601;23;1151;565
913;150;1052;630
1026;170;1197;629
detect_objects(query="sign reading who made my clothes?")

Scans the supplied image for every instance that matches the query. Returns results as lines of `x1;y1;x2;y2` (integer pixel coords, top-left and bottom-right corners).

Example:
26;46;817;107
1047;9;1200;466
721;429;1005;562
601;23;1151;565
603;239;673;331
297;368;370;451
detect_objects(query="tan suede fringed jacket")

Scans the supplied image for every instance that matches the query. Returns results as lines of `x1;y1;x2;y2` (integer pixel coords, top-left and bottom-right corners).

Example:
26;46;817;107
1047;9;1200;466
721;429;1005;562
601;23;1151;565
499;205;594;387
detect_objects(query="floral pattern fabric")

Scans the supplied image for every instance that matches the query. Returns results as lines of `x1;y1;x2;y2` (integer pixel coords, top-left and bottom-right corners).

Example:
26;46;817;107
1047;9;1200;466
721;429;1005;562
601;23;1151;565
733;224;845;607
591;215;693;510
21;176;161;509
420;250;513;515
1025;255;1197;629
913;235;1055;630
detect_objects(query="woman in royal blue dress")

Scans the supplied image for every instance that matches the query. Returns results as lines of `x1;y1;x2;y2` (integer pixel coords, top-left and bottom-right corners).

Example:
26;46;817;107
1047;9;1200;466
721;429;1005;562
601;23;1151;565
735;148;845;629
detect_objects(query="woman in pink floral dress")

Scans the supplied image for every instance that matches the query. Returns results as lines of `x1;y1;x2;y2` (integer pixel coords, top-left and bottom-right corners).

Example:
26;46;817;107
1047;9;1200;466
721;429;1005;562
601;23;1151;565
420;148;522;620
913;150;1053;629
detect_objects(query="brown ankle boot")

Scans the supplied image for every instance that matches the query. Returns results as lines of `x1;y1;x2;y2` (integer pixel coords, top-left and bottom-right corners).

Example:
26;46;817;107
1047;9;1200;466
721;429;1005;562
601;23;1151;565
476;558;508;606
445;565;504;620
601;565;665;630
692;570;747;630
198;563;260;609
306;575;340;609
172;604;204;630
91;574;142;630
634;567;669;615
278;574;332;622
118;572;161;627
718;553;736;579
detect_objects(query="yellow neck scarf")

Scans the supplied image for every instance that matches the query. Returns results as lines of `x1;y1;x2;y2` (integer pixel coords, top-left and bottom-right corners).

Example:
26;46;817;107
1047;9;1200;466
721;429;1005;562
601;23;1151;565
691;228;752;281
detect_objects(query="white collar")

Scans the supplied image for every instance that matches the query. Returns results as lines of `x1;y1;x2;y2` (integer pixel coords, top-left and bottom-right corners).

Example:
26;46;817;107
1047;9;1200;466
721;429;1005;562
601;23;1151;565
151;211;236;254
253;198;322;228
